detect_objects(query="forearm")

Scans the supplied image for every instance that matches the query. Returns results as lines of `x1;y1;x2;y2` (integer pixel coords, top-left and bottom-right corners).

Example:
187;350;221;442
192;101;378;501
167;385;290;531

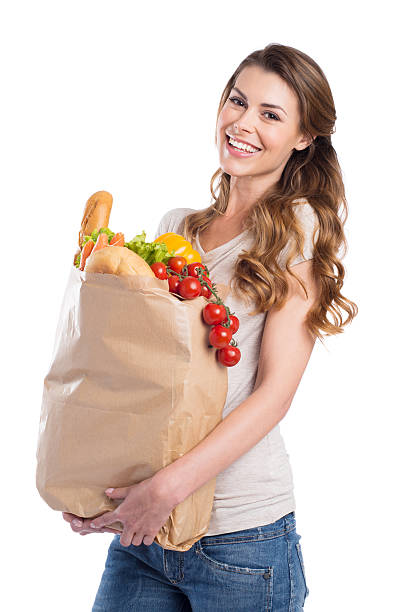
155;383;291;506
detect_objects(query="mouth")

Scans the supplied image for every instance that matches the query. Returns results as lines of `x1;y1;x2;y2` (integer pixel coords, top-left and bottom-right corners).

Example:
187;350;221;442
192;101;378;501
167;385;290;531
225;134;262;157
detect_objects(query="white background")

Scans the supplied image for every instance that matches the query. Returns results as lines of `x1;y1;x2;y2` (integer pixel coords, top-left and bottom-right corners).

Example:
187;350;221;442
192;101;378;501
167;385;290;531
2;1;405;610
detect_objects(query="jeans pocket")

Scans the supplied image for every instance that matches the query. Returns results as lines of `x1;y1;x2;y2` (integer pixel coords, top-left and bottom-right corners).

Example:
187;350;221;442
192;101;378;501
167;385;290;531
296;541;310;601
197;539;272;575
195;537;274;611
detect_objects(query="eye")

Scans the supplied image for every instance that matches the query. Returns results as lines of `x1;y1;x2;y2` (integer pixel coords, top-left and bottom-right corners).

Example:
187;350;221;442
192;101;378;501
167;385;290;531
229;96;244;107
228;97;280;121
264;111;280;121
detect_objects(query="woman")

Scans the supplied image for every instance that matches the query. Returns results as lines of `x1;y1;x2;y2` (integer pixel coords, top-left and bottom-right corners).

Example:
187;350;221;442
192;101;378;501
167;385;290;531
64;43;357;611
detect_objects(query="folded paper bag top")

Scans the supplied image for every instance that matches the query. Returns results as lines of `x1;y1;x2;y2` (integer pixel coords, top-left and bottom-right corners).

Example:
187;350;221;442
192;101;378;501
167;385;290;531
36;266;230;551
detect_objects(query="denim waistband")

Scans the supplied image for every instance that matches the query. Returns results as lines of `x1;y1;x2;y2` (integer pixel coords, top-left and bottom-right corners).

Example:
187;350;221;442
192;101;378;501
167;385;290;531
258;511;296;536
199;511;296;545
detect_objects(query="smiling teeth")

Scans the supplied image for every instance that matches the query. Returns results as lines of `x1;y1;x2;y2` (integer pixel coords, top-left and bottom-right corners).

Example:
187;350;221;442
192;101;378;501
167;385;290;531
229;137;260;153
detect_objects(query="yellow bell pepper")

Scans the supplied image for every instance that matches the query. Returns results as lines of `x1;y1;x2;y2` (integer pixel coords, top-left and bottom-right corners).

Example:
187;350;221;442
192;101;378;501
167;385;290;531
154;232;201;265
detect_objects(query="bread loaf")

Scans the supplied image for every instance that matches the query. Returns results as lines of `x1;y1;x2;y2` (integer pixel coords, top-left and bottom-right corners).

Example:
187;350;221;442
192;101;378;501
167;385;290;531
85;246;155;277
79;191;113;247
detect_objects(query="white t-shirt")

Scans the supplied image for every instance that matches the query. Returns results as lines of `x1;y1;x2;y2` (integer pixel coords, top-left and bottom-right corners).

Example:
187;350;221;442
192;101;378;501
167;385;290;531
154;200;319;536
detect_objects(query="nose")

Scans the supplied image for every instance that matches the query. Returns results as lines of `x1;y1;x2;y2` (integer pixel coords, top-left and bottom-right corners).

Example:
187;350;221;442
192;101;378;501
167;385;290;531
234;106;257;133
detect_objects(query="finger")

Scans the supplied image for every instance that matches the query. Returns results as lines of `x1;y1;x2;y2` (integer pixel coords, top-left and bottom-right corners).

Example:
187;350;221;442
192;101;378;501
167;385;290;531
77;522;105;535
83;527;121;535
79;528;120;536
120;525;136;548
70;519;85;532
89;511;117;530
62;512;80;523
132;532;145;547
105;486;130;500
143;534;155;546
78;527;102;535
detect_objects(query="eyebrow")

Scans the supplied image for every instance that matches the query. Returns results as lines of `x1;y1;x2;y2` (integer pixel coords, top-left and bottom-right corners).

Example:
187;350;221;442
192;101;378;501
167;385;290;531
231;86;288;117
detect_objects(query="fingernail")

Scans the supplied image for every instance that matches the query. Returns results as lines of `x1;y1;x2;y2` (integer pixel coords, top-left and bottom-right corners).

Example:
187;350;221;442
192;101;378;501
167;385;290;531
72;519;82;527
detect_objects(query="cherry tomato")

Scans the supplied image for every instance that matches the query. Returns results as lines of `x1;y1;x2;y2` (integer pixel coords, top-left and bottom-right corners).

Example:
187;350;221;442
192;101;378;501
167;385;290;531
228;315;240;334
150;262;168;279
209;324;233;348
168;256;187;274
187;262;208;278
203;303;227;326
200;284;213;299
168;275;181;293
178;276;202;299
200;275;212;287
216;345;241;367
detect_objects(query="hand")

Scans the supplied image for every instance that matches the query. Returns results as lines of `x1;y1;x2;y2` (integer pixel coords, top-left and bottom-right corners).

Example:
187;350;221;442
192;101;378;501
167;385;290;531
62;512;121;536
87;476;177;548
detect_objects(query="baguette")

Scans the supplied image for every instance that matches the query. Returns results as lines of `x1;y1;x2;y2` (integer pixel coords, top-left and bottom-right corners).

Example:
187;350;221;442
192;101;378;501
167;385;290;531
73;190;113;265
79;190;113;247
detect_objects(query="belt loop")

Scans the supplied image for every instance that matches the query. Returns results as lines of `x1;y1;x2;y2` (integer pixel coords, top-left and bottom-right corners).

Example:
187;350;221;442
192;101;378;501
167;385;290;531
284;511;295;532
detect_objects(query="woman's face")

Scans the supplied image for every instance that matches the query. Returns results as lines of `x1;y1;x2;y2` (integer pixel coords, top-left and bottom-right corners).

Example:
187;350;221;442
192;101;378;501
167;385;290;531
216;65;312;179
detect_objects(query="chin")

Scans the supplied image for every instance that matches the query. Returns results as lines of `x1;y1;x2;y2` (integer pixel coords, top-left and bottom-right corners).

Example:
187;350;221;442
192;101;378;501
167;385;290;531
219;157;257;177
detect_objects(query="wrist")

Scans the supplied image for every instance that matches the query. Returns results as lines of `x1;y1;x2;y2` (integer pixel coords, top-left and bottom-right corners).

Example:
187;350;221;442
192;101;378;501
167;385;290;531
152;461;190;507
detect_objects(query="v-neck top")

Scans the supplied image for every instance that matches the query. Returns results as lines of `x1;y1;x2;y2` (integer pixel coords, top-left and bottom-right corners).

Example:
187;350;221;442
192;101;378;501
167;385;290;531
195;228;251;256
154;201;318;536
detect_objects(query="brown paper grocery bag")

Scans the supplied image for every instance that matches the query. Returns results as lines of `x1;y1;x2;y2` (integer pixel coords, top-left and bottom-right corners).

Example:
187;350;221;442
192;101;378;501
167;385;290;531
36;266;229;551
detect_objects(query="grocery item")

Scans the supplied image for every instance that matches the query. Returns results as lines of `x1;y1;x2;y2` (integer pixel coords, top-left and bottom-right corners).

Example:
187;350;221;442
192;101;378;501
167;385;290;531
36;190;235;551
154;232;201;265
85;246;156;277
72;191;241;367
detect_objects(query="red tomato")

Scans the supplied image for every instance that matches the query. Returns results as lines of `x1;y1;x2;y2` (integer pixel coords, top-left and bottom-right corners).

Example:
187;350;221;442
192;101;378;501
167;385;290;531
198;275;212;299
187;262;209;278
200;275;212;287
178;276;202;299
209;324;233;348
150;262;168;279
216;345;241;367
229;315;240;334
203;303;227;326
168;275;181;293
168;256;187;274
200;284;212;299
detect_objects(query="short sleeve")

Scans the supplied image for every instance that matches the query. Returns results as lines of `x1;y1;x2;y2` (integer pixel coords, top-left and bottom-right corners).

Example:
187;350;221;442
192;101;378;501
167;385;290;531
277;203;319;268
154;207;198;240
154;209;176;240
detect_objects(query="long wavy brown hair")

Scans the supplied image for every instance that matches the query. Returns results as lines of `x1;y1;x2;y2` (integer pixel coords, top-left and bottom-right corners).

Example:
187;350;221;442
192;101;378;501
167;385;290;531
182;43;358;343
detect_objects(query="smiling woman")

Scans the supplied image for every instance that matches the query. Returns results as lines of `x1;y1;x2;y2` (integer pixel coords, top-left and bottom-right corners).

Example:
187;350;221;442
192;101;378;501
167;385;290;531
183;50;358;343
89;42;357;612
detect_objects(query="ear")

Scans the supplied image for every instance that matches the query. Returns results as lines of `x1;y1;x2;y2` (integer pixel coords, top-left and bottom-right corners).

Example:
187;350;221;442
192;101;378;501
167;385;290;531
294;133;315;151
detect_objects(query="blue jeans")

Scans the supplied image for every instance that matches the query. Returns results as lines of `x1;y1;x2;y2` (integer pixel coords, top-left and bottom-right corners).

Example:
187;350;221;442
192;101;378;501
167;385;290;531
92;511;309;611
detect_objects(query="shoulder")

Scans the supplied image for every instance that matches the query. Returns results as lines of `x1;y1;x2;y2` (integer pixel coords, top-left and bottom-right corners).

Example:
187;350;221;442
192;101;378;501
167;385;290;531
277;199;319;268
154;207;198;239
291;199;319;241
292;199;316;217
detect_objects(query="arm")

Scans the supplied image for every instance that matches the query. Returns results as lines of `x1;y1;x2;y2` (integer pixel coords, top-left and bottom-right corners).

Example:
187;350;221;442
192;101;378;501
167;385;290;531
155;259;321;505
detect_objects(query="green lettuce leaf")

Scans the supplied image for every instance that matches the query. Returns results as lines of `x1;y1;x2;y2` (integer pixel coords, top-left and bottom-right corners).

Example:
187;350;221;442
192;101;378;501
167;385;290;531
81;227;116;245
75;227;176;268
124;230;176;266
